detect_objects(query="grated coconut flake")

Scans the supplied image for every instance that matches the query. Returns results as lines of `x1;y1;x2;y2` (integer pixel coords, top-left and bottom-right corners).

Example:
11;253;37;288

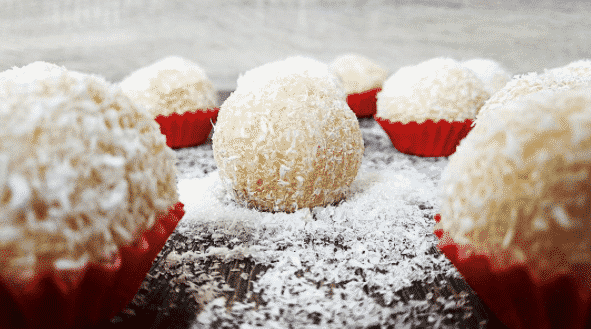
178;151;460;327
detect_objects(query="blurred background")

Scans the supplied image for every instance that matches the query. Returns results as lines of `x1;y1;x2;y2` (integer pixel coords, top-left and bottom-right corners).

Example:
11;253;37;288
1;0;591;91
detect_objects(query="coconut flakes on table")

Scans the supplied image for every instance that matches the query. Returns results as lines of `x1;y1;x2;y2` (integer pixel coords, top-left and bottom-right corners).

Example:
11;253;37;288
174;143;217;180
177;155;459;328
359;116;449;182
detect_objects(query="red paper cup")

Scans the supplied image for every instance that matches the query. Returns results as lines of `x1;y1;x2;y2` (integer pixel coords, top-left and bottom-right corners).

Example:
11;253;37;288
434;214;591;329
374;117;474;157
347;88;381;118
0;202;185;329
155;108;219;149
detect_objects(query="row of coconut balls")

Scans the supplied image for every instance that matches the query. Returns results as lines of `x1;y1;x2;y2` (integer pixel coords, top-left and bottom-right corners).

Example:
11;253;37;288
116;54;591;157
122;54;591;329
214;54;591;329
2;56;591;329
116;54;505;154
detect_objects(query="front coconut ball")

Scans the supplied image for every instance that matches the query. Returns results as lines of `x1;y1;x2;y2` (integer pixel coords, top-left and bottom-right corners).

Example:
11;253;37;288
212;57;364;213
435;86;591;329
0;61;183;329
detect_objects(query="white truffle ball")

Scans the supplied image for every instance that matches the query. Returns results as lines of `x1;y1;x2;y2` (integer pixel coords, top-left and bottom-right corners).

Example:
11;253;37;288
476;70;591;119
213;57;364;213
376;57;489;124
120;56;217;117
329;53;389;94
437;86;591;278
0;62;179;275
462;58;511;95
236;56;345;95
547;59;591;78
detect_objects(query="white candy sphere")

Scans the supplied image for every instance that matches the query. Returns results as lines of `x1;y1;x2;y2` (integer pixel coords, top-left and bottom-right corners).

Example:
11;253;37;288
213;57;364;213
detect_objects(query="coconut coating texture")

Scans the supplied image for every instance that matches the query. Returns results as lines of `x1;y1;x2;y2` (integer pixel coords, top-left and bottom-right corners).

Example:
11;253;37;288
0;62;179;277
476;71;591;120
462;58;511;96
235;56;345;95
547;59;591;78
436;87;591;280
120;56;217;117
213;57;364;213
376;57;489;124
329;53;389;94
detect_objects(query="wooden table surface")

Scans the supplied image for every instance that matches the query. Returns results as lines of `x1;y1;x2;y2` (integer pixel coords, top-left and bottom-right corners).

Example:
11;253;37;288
93;90;509;329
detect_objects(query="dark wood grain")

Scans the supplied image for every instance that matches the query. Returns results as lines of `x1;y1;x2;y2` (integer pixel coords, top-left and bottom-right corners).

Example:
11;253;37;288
93;234;508;329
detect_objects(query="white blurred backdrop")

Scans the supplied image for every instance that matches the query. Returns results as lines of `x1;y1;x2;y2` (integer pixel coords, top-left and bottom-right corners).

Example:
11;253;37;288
2;0;591;90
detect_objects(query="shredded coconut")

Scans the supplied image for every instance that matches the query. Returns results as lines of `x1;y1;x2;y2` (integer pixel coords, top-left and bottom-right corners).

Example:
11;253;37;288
119;56;217;117
462;58;511;96
476;70;591;119
235;56;345;97
376;57;489;124
0;61;179;278
176;155;458;327
329;54;389;94
437;86;591;280
546;59;591;78
212;56;364;213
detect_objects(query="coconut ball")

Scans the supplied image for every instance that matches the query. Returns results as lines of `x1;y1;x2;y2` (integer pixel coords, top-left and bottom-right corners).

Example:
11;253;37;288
236;56;345;95
329;53;389;94
376;57;489;124
0;62;179;275
120;56;217;117
212;57;364;213
547;59;591;78
476;70;591;119
437;86;591;278
462;58;511;95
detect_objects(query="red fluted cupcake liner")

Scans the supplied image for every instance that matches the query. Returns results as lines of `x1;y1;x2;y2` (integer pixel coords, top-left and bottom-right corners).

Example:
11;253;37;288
434;214;591;329
374;117;474;157
0;202;185;329
155;108;219;149
347;88;381;118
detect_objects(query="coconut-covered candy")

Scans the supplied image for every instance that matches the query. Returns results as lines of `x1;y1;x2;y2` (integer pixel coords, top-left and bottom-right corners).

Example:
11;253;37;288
437;86;591;279
235;56;345;95
0;62;179;277
376;57;489;124
547;59;591;78
329;53;389;94
329;54;389;118
119;56;219;148
476;71;591;119
213;57;364;213
120;56;217;117
462;58;511;96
